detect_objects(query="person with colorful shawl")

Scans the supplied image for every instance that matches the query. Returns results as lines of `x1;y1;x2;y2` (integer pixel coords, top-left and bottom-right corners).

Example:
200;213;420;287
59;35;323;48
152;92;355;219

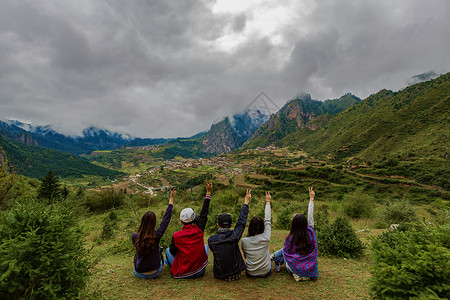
271;186;318;281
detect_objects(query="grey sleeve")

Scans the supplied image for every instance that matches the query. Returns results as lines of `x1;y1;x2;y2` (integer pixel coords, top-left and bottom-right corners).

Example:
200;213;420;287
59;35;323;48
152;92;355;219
262;204;271;240
307;200;314;228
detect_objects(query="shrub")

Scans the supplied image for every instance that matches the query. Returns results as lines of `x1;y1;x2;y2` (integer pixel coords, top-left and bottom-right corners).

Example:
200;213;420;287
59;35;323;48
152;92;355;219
0;201;92;299
319;217;364;258
276;206;293;229
275;202;308;230
370;224;450;299
132;193;158;208
314;205;329;235
101;211;118;239
374;198;418;228
83;188;125;213
275;190;294;200
342;189;374;219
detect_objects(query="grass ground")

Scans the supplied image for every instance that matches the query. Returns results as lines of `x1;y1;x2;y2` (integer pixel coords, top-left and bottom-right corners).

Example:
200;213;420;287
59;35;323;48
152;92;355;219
82;204;378;300
87;252;371;300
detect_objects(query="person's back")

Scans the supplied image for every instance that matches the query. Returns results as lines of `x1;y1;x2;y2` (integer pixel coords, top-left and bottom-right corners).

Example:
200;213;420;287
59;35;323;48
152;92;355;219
208;189;251;281
170;221;208;277
241;192;272;278
271;186;318;281
166;181;212;279
132;189;175;279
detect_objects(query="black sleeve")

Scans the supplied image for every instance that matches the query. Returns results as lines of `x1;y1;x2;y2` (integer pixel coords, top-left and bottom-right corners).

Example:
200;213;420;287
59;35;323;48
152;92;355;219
196;195;211;231
232;204;249;240
169;236;177;256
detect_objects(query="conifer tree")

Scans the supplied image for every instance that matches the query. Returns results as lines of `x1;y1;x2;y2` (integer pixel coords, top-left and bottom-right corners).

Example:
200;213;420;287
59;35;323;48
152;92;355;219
38;170;61;201
0;151;17;206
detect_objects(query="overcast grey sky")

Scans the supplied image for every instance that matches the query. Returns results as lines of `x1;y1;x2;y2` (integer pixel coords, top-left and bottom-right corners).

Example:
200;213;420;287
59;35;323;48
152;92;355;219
1;0;449;138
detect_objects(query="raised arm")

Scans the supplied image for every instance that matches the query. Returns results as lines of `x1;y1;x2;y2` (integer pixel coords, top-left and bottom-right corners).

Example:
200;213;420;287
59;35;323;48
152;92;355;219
232;189;251;239
156;188;175;238
262;191;271;240
308;186;315;228
197;180;212;231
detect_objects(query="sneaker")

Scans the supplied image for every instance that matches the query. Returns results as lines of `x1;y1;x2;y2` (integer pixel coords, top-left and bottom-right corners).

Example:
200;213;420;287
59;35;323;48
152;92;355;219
274;261;281;272
164;258;168;266
292;273;301;282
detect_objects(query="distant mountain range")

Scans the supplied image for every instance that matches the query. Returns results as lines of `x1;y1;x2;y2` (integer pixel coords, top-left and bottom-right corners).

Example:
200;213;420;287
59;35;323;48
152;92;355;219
1;72;448;182
0;121;171;155
0;133;122;179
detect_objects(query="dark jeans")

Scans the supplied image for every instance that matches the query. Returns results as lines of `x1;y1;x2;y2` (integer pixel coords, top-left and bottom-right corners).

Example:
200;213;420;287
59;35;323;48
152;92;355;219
246;267;272;278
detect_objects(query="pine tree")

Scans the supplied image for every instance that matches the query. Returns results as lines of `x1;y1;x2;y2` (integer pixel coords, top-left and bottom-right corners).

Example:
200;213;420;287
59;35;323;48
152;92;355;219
38;170;61;202
0;152;18;206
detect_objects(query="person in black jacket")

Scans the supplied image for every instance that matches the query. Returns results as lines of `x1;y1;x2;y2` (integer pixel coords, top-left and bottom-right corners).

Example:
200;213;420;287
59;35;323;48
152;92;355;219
207;189;251;281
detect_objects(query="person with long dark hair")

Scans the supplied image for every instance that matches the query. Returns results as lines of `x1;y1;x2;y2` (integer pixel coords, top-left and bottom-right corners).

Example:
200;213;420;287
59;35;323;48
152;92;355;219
271;186;318;281
241;191;272;278
131;188;175;279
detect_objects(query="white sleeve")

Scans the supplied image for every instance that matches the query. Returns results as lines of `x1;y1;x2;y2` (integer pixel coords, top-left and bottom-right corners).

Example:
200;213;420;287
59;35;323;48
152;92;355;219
307;200;314;228
262;204;271;240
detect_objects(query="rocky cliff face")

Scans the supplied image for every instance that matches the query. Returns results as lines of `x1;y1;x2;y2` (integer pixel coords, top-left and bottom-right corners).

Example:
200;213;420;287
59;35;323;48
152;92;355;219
201;117;236;154
17;132;38;146
305;114;331;131
244;93;360;148
202;110;269;154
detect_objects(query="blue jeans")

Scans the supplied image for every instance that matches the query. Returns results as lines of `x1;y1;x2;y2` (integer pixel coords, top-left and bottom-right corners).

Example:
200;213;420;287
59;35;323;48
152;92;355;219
272;249;294;275
165;245;209;279
133;263;163;279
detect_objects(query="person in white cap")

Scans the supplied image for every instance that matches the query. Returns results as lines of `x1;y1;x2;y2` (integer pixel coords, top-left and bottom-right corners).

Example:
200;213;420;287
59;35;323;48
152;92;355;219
165;181;212;279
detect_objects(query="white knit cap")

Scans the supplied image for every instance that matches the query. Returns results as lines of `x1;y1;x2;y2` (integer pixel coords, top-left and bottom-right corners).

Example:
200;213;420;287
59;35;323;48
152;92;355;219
180;208;196;223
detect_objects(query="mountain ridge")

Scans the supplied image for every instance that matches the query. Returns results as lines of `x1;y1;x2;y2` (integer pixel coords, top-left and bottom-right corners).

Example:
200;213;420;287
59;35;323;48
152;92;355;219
243;93;361;148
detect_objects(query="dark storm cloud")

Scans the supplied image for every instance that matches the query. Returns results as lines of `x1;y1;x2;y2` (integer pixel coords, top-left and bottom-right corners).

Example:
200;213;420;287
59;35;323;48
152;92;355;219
0;0;449;137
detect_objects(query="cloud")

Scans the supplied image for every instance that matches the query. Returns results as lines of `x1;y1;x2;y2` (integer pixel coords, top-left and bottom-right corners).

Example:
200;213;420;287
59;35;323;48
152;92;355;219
0;0;449;137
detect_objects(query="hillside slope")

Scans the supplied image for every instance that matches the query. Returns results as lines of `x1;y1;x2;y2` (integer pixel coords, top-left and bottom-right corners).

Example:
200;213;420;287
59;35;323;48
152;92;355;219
281;73;449;161
0;134;122;179
244;93;360;148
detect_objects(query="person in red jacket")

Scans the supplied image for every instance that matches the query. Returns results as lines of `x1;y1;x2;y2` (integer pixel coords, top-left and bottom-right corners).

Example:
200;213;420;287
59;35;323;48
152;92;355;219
165;181;212;279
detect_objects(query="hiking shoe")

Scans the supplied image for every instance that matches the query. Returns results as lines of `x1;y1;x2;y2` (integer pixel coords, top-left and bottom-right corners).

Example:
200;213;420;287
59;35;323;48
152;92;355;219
274;261;281;272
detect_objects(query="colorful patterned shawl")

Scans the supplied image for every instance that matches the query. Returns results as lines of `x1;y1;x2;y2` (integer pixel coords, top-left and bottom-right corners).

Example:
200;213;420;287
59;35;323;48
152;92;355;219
282;226;318;277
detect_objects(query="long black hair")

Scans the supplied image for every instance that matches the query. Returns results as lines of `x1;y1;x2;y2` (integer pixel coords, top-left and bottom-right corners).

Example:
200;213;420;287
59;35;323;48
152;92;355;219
247;216;264;237
135;211;157;255
289;214;313;255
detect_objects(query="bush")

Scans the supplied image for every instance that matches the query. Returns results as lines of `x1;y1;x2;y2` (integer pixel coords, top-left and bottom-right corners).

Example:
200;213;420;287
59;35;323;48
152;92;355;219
319;217;364;258
0;201;92;299
275;202;308;230
370;224;450;299
276;206;293;229
132;193;158;208
374;198;418;228
83;188;125;213
342;189;374;219
101;211;118;239
275;190;294;200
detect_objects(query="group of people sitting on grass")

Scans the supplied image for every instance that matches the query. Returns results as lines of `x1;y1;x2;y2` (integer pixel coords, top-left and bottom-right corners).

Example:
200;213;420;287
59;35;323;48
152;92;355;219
131;181;318;282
